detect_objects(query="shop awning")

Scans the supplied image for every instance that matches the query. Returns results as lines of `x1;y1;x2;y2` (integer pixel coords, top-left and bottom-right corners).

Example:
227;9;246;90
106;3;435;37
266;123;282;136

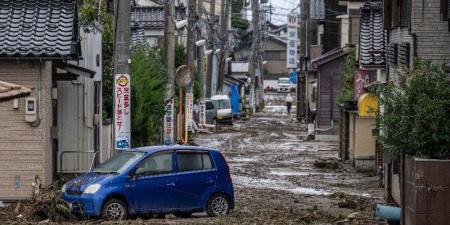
0;81;32;102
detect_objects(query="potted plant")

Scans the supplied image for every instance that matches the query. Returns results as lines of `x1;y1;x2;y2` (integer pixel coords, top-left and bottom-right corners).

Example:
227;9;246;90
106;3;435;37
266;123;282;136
376;60;450;225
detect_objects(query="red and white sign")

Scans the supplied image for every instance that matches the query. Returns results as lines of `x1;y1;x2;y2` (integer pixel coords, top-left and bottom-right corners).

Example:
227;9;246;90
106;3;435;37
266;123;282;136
164;98;174;145
354;69;370;101
186;93;194;132
287;13;298;69
199;100;206;127
114;74;131;150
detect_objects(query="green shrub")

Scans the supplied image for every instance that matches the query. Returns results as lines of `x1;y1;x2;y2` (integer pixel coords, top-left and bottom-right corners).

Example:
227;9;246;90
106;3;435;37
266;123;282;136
130;45;167;146
376;60;450;159
337;48;357;107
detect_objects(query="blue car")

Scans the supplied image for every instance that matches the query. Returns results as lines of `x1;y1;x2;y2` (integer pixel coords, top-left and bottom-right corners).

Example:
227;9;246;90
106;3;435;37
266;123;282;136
61;146;234;220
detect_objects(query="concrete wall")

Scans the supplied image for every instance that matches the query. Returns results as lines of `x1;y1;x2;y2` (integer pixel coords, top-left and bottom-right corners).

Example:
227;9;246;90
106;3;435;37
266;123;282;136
348;114;376;172
0;60;53;200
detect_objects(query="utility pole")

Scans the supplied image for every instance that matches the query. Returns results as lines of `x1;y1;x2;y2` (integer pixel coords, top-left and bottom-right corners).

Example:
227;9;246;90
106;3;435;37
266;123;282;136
185;0;197;133
198;0;205;96
113;0;131;150
206;0;216;98
114;0;130;75
217;0;230;94
297;0;309;121
250;0;260;114
163;0;176;145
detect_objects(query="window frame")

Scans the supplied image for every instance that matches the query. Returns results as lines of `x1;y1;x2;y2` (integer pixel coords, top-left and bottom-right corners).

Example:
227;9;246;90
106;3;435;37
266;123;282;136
132;151;175;178
175;150;216;173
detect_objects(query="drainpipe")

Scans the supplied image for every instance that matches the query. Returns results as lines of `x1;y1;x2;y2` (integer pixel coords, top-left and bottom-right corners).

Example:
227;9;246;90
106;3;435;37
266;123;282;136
408;0;417;64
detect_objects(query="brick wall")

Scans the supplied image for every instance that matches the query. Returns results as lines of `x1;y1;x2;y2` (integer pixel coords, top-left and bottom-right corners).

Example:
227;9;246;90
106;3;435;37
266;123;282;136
0;60;53;200
412;0;450;62
388;0;450;79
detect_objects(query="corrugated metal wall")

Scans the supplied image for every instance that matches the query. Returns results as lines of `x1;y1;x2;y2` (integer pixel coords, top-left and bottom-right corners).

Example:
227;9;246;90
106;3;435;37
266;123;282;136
57;26;103;173
57;77;96;173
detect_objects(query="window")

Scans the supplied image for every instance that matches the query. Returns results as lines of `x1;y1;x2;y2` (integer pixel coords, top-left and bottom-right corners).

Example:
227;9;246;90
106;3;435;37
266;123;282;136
135;152;173;176
93;152;145;174
384;0;410;28
214;100;230;110
206;101;215;110
441;0;450;21
177;151;213;172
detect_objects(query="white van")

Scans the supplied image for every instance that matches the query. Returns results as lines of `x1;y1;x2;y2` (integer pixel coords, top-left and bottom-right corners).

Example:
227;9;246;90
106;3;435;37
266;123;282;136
211;95;233;125
277;77;290;92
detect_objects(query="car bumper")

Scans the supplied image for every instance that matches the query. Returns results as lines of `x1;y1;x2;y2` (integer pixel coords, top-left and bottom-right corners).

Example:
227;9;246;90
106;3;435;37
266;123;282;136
216;116;232;122
62;193;104;216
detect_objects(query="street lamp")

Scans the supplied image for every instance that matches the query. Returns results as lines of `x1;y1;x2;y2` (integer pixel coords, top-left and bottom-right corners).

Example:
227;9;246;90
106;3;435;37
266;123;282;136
195;39;206;46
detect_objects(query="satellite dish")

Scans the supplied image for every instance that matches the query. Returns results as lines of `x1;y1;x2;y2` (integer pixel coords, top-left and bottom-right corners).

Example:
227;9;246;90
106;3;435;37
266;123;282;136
175;65;192;87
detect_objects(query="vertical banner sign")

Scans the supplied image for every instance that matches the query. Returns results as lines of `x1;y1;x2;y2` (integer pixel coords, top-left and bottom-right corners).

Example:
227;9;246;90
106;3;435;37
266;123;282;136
250;87;255;110
114;74;131;150
354;69;370;101
163;98;174;145
199;100;206;126
287;13;298;69
186;93;194;132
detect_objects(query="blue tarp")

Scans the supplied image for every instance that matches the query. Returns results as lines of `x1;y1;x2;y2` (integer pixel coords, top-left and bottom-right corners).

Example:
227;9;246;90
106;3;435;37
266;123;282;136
289;71;297;84
230;85;240;115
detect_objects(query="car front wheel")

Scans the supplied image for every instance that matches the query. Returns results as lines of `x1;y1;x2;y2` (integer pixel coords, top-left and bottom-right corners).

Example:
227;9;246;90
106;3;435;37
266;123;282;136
206;194;230;217
102;198;127;221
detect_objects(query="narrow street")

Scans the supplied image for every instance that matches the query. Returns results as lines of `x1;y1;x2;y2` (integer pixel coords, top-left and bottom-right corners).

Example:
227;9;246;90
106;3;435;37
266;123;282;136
149;94;385;224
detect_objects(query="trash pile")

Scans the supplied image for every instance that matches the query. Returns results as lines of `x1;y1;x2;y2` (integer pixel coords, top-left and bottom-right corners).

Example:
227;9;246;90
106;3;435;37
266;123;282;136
0;176;75;224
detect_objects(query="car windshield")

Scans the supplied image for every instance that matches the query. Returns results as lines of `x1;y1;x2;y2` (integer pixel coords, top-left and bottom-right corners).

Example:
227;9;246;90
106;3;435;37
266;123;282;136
92;152;144;174
215;99;230;109
279;79;290;84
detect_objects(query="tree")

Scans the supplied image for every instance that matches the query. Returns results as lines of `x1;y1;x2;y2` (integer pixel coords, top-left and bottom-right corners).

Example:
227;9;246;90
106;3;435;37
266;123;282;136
376;60;450;159
130;45;167;146
337;47;357;107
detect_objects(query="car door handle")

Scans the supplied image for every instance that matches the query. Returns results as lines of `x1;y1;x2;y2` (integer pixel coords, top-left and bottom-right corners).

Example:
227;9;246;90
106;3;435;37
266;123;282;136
166;182;175;187
206;179;214;184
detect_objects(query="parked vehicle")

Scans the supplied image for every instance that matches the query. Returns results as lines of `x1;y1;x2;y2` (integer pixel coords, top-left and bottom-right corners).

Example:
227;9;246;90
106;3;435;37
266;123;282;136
205;99;218;124
61;146;234;220
211;95;233;125
277;77;290;93
193;99;217;125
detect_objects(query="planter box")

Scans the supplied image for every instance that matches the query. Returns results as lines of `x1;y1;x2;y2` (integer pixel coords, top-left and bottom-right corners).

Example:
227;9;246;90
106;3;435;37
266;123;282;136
404;157;450;225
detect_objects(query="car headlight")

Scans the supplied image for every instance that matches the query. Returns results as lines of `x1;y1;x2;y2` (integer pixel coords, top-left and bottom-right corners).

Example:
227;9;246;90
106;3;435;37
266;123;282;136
61;184;66;193
83;184;101;194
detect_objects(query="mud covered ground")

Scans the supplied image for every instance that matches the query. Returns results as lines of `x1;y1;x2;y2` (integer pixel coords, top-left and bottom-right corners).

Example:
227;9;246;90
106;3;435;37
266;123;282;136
0;94;386;225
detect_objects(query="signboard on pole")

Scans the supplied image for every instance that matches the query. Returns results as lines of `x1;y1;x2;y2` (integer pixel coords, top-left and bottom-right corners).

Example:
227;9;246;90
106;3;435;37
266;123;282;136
163;98;174;145
199;100;206;126
114;74;131;150
186;93;194;132
287;13;298;69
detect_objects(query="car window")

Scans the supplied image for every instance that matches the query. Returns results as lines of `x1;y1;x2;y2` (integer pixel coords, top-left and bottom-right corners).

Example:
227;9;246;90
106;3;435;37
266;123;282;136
93;152;144;174
177;151;214;172
215;100;230;109
135;152;173;176
206;101;214;110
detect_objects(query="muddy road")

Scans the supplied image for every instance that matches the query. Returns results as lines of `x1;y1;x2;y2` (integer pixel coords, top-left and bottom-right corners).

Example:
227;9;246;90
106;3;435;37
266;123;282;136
185;94;385;224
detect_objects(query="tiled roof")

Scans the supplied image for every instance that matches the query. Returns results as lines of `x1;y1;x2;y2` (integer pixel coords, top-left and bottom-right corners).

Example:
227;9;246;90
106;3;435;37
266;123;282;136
131;6;186;45
0;0;78;58
311;48;348;67
359;0;386;67
131;6;185;29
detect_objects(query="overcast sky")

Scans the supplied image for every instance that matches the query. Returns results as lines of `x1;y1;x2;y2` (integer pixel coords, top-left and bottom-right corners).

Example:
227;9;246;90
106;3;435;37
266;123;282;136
244;0;301;25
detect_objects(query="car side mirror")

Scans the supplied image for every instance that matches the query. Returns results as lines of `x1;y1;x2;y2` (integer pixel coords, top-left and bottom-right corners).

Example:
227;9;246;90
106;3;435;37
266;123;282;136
128;169;137;179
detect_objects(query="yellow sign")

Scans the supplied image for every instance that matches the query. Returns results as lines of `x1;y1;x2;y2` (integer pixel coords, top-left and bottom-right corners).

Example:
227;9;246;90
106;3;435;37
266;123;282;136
116;75;129;87
358;94;379;117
